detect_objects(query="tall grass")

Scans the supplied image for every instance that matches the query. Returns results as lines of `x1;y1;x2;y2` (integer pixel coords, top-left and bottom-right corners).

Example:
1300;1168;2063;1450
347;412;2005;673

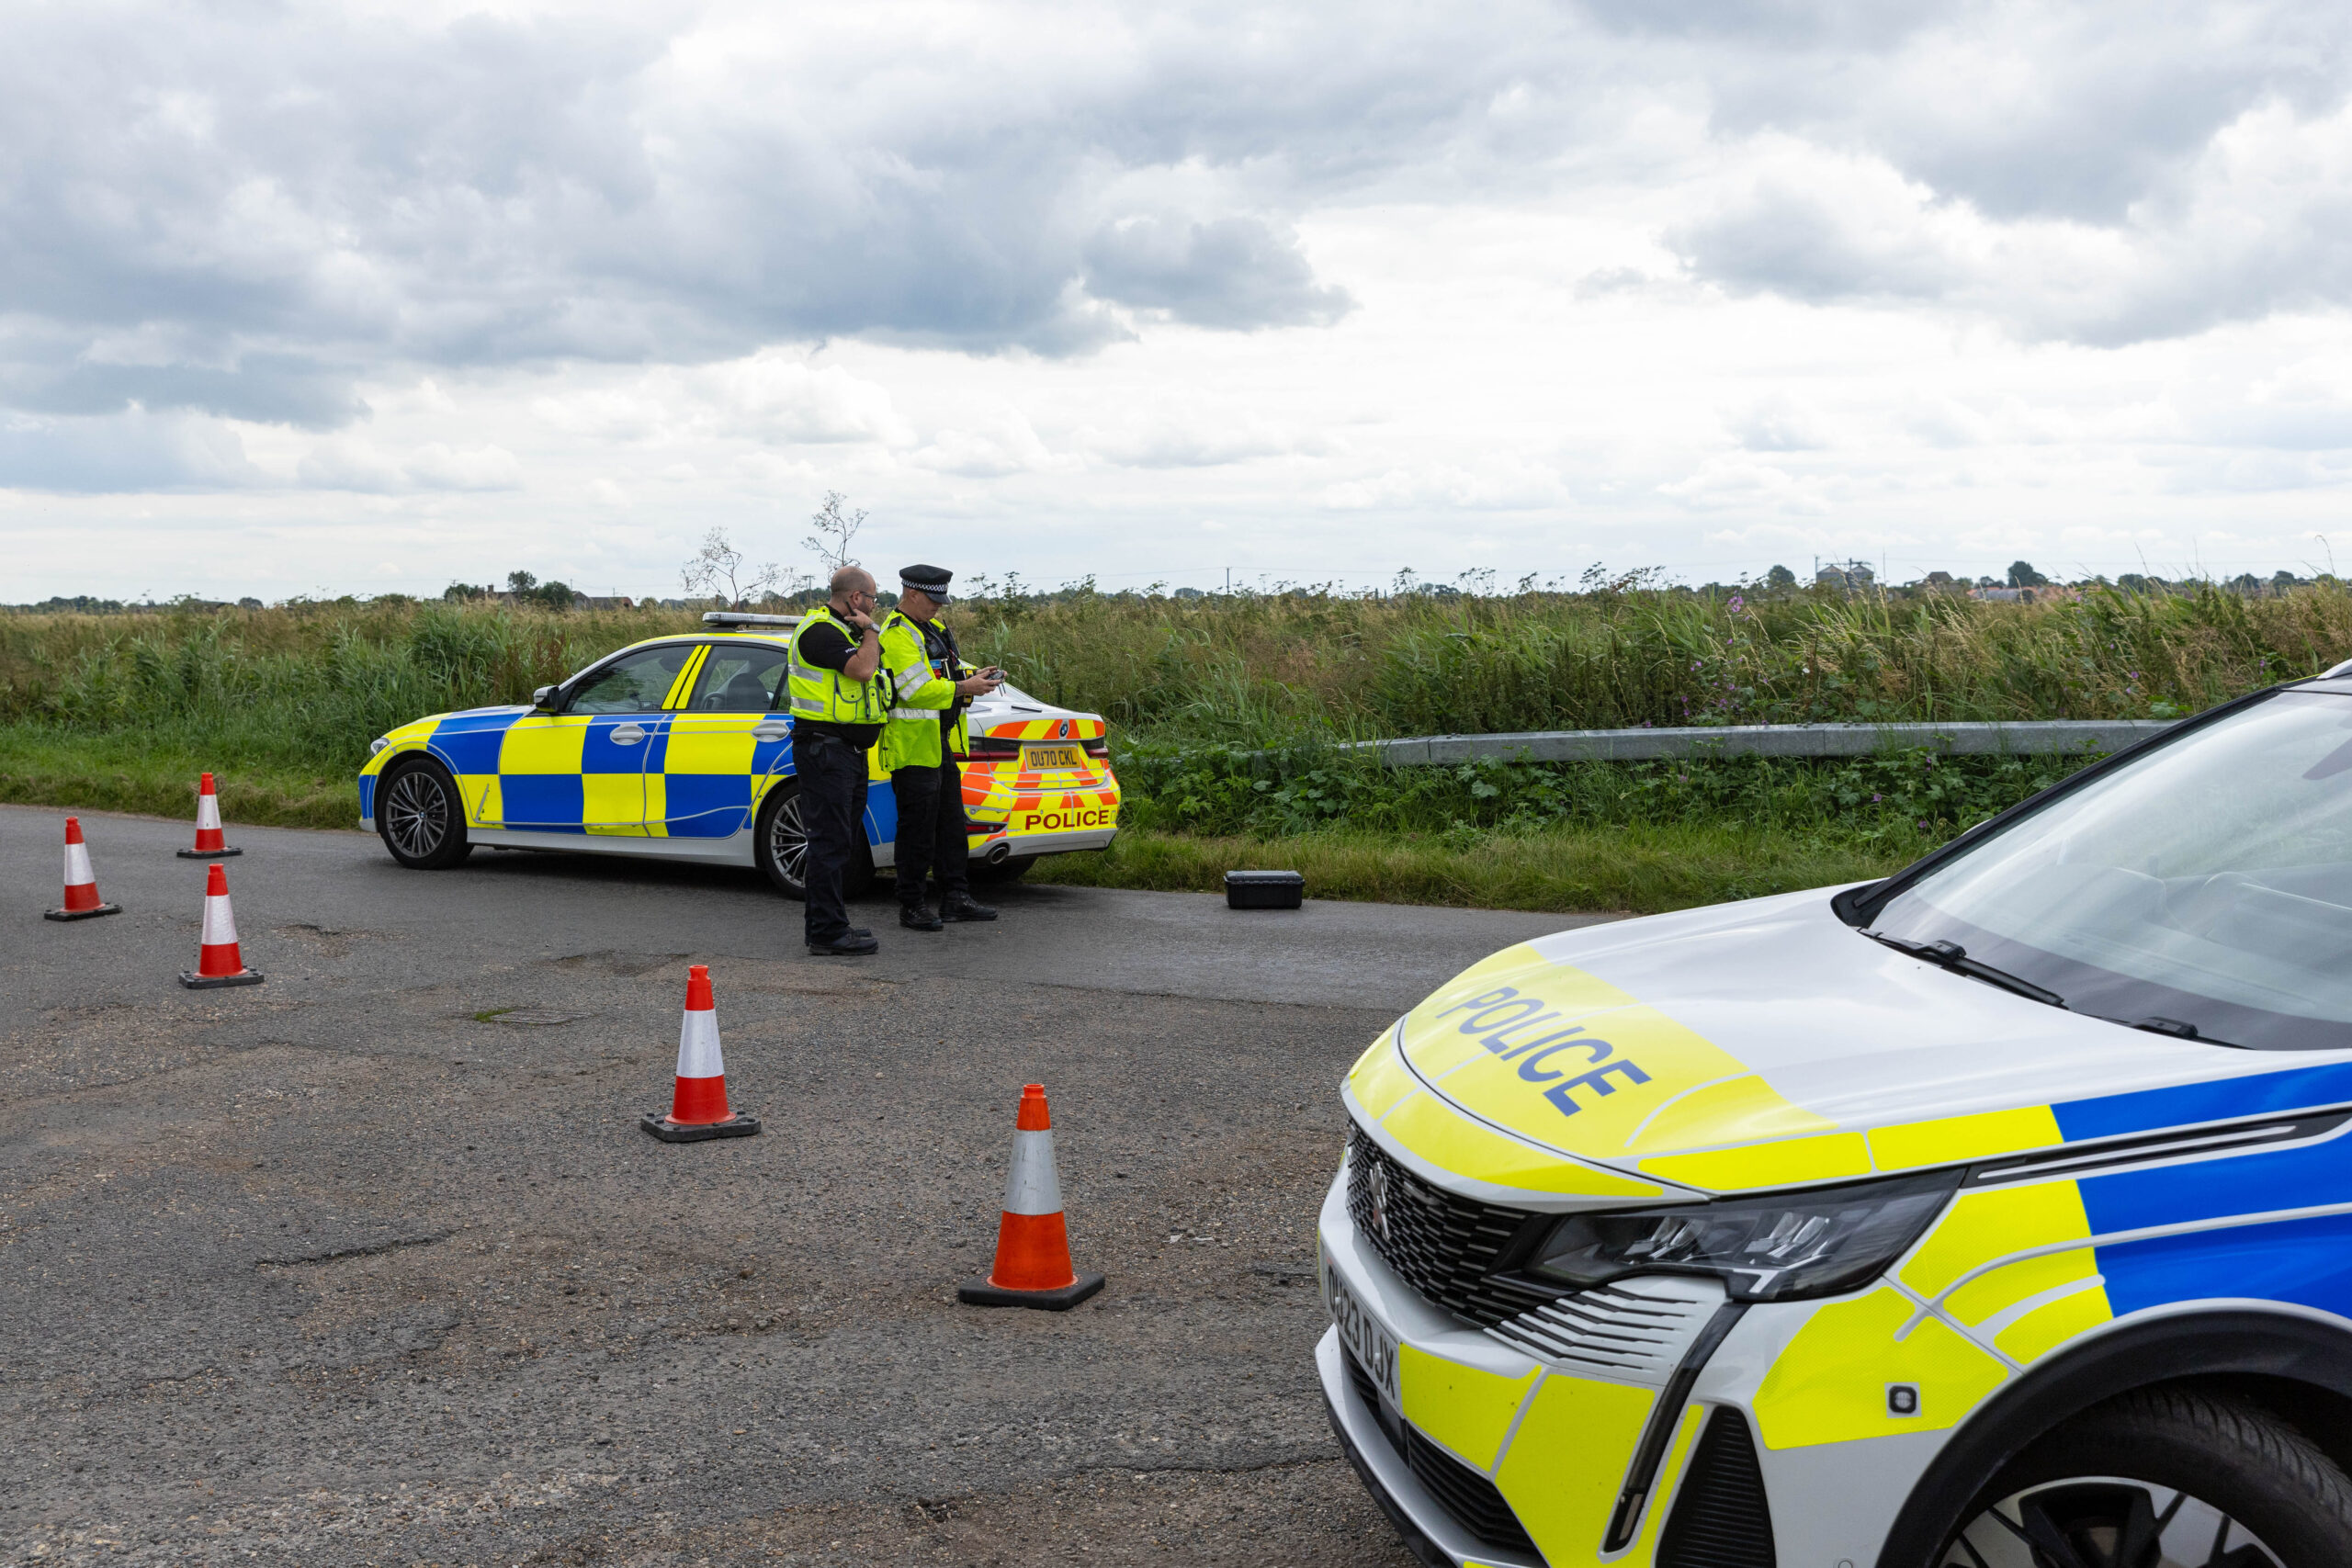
3;581;2345;774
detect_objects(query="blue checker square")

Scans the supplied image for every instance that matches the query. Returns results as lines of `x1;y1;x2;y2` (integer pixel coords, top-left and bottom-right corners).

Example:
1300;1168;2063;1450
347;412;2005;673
432;722;511;776
664;774;752;838
582;719;655;773
501;773;585;830
864;786;897;845
2055;1062;2352;1144
358;774;376;819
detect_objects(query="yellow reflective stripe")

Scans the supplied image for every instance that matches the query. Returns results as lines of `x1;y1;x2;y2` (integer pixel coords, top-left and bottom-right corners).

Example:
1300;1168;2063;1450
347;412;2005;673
1752;1287;2007;1448
660;647;708;710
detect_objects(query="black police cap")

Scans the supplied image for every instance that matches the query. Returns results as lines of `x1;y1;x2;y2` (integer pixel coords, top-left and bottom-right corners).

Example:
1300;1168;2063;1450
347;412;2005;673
899;564;953;597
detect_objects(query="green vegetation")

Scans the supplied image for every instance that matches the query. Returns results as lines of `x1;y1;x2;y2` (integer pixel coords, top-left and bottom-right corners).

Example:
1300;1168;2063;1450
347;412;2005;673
4;581;2345;911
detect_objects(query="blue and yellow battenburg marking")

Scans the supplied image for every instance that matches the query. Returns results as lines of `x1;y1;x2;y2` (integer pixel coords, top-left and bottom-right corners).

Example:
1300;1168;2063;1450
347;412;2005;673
359;630;1125;852
1357;938;2352;1468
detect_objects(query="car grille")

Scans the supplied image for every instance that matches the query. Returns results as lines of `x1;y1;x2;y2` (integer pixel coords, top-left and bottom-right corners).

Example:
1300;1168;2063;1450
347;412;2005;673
1485;1275;1724;1380
1346;1130;1551;1329
1342;1346;1540;1558
1658;1408;1776;1568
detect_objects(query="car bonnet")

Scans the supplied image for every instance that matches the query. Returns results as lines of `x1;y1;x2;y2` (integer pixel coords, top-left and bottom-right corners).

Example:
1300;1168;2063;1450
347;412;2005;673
1356;886;2352;1201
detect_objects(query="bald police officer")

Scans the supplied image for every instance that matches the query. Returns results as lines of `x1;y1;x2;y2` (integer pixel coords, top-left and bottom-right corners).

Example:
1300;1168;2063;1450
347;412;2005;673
878;565;1003;930
786;566;888;956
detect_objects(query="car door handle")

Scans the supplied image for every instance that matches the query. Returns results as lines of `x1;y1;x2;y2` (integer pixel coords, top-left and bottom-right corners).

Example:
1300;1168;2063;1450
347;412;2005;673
752;722;789;742
610;723;648;745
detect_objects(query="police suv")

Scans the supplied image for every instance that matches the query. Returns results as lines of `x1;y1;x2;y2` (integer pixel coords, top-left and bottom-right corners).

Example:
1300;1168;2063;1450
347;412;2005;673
357;613;1121;894
1324;662;2352;1567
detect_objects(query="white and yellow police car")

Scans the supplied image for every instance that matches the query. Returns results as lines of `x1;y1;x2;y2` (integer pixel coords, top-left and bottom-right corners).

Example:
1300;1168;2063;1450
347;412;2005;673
1324;664;2352;1567
356;613;1120;895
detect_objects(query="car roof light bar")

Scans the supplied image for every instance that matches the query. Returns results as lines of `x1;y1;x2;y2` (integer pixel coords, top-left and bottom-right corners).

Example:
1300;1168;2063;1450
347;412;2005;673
702;612;801;627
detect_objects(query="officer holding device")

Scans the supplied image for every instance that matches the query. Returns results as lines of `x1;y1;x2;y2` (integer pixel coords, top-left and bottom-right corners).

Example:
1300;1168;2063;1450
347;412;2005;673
878;564;1003;930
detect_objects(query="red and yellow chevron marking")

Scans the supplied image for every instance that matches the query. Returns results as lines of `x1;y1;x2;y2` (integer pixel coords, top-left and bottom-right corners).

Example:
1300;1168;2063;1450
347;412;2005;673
982;716;1106;741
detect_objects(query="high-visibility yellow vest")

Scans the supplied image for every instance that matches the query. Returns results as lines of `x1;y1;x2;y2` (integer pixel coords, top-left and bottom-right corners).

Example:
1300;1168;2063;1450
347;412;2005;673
877;610;961;771
785;606;886;728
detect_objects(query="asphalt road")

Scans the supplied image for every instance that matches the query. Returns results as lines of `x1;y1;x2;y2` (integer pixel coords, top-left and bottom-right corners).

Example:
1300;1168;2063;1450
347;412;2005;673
1;805;1615;1567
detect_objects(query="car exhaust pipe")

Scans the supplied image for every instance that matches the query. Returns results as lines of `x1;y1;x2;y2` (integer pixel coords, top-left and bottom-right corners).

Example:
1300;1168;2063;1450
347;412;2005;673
985;840;1012;864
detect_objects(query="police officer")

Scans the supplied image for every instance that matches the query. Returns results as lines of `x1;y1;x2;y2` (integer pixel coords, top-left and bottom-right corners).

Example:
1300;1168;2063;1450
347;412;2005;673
879;565;1003;930
786;566;888;956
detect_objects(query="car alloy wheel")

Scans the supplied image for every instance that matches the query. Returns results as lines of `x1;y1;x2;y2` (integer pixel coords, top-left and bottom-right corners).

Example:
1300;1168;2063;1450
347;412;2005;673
385;768;449;860
767;787;808;893
1940;1478;2281;1567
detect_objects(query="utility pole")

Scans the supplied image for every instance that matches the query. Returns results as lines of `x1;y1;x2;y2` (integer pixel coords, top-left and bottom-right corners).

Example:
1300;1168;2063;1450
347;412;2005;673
1224;567;1231;595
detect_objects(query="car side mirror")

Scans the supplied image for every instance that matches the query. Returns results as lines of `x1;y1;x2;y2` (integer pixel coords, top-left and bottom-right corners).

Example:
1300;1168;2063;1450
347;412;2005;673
532;684;558;711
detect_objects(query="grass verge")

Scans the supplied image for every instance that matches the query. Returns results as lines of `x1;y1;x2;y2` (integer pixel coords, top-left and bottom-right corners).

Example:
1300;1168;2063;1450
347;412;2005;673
0;726;356;830
1025;825;1912;916
2;727;1914;915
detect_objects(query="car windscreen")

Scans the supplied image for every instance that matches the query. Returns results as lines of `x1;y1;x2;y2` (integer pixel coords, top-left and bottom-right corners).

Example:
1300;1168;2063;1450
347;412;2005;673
1868;688;2352;1051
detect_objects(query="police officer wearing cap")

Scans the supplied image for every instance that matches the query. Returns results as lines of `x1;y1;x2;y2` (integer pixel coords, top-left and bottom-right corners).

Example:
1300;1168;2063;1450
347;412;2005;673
786;565;889;956
878;565;1004;930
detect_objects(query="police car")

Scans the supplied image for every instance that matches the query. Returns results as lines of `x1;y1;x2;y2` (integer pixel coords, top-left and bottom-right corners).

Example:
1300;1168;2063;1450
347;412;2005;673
1323;661;2352;1568
356;613;1120;895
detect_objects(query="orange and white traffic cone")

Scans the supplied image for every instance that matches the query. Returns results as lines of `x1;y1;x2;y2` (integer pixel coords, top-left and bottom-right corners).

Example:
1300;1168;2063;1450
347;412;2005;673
45;817;122;921
639;964;761;1142
958;1084;1104;1310
179;863;263;988
176;773;243;860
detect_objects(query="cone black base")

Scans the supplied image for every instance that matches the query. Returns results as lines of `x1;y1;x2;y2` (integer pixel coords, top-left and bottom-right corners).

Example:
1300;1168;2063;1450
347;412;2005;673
179;968;264;988
177;846;243;860
638;1111;761;1143
958;1272;1105;1311
45;904;122;921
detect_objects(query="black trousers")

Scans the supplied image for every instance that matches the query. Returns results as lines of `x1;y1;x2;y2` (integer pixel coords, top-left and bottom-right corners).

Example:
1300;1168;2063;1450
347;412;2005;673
891;758;971;910
797;730;870;944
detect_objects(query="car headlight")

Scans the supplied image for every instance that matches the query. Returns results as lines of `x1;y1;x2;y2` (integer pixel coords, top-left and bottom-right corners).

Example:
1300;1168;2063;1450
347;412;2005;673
1525;1169;1961;1303
369;737;390;756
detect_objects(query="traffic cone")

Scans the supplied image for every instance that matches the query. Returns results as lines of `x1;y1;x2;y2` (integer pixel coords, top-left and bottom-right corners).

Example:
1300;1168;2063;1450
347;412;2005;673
639;964;761;1142
176;773;242;860
179;863;263;988
45;817;122;921
959;1084;1104;1310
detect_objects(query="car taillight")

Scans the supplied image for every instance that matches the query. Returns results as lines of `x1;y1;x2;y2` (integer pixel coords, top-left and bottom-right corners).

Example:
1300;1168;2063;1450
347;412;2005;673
965;735;1022;760
1082;738;1109;757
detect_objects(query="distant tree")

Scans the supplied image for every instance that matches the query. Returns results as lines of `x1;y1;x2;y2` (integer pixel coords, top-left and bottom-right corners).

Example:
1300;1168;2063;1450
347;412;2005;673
507;570;537;593
1922;570;1957;589
2231;572;2263;595
2274;570;2301;591
681;528;785;608
1764;564;1797;591
2007;560;2048;588
444;581;494;602
802;491;867;573
237;596;263;609
2117;573;2151;594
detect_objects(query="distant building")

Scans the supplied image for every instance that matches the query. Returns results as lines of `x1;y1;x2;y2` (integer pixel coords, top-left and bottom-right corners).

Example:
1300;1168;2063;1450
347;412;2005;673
1815;558;1877;593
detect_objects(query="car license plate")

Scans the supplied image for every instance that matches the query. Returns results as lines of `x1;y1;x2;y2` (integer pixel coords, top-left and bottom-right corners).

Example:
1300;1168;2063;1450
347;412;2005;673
1024;744;1085;771
1329;1275;1401;1411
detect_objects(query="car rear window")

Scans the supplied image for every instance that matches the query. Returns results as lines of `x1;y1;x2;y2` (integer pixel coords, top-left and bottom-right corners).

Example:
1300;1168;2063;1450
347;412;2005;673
686;644;788;712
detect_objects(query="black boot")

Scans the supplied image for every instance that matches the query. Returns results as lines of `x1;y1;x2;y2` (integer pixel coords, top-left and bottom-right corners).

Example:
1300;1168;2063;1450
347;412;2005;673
808;931;879;956
939;892;998;922
899;906;944;931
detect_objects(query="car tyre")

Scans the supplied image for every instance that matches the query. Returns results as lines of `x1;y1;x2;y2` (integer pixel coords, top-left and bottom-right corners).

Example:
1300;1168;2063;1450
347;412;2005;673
1936;1386;2352;1567
754;780;874;901
377;759;473;870
967;852;1036;885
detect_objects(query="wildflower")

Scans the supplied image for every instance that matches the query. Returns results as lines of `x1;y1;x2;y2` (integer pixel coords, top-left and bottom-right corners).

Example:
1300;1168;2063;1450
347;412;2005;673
1728;595;1744;614
1871;793;1883;802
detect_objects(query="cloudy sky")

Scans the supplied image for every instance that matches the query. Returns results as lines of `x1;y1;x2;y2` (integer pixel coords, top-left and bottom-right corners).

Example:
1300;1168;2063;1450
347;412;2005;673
6;0;2352;602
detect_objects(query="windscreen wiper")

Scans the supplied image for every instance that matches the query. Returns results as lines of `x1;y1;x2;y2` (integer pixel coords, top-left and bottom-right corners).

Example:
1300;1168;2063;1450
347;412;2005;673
1864;933;2068;1009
